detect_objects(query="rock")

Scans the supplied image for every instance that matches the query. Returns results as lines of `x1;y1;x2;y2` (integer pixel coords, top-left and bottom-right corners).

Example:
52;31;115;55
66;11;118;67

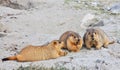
80;13;97;29
0;0;43;9
0;23;9;33
80;13;104;28
0;23;6;32
96;59;101;63
117;39;120;44
0;0;24;9
91;1;100;7
81;14;95;24
88;20;104;27
107;3;120;14
0;32;7;37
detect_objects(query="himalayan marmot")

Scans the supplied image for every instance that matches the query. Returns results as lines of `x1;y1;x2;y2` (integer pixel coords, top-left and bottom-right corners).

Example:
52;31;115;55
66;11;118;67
83;28;114;49
2;40;67;62
59;31;83;52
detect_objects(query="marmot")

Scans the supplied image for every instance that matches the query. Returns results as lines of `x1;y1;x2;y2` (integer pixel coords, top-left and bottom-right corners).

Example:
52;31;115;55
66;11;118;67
83;28;115;49
2;40;67;62
59;31;83;52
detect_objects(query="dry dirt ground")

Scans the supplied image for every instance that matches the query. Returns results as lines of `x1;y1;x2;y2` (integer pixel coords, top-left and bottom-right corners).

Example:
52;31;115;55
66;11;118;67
0;0;120;70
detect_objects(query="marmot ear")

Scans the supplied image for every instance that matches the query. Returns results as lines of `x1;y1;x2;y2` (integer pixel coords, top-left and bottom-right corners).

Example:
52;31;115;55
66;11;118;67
53;41;57;45
86;29;89;31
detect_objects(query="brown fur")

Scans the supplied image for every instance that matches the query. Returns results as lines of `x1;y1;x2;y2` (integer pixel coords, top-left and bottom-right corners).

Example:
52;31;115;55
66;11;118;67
59;31;83;52
2;40;67;62
83;28;115;49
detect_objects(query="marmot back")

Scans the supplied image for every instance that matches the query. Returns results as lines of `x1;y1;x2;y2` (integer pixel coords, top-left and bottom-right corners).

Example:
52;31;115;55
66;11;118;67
2;40;67;62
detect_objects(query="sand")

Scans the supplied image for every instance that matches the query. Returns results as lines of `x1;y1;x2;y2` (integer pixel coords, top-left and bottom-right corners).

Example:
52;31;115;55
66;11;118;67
0;0;120;70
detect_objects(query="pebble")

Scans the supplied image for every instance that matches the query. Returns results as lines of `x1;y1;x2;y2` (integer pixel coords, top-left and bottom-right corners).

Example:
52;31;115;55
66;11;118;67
96;59;101;63
117;39;120;44
0;32;7;37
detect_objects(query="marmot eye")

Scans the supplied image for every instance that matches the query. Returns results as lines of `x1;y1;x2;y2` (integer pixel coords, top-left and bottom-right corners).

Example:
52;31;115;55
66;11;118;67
74;36;76;38
88;32;90;35
59;41;61;43
71;34;74;36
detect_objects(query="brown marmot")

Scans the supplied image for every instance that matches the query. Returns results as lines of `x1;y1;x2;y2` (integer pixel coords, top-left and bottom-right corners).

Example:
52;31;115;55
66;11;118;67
83;28;115;49
59;31;83;52
2;40;67;62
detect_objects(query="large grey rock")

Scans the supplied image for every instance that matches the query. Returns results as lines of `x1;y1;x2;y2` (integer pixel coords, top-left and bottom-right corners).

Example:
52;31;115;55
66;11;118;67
80;14;104;28
80;13;96;29
88;20;104;27
107;3;120;14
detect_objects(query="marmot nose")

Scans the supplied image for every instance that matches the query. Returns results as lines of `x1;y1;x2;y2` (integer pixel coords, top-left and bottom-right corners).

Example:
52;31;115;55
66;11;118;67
91;35;94;40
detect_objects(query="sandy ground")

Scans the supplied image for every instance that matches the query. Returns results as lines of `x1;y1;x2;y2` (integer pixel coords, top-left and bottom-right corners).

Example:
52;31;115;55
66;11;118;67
0;0;120;70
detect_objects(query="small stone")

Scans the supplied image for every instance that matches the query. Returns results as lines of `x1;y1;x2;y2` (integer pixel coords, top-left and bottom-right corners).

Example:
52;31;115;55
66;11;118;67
117;39;120;44
25;35;28;37
95;65;99;69
96;59;101;63
0;32;7;37
69;57;74;60
14;47;18;50
22;41;25;44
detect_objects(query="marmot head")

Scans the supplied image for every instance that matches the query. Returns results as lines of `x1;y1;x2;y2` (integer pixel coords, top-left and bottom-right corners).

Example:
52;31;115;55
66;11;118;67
50;40;65;49
86;28;99;41
68;34;79;44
